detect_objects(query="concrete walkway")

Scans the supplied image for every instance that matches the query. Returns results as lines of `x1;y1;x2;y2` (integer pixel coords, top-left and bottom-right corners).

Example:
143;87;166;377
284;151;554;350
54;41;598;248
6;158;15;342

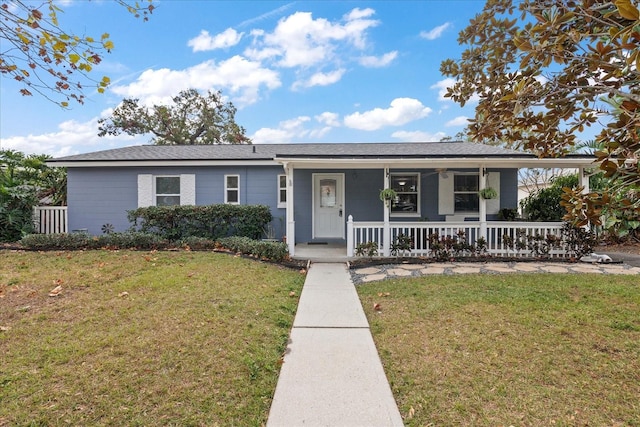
267;263;403;427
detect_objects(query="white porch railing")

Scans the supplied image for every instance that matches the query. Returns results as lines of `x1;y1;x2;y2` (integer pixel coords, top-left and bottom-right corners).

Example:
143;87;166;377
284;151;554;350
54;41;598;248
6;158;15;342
347;216;566;258
33;206;68;234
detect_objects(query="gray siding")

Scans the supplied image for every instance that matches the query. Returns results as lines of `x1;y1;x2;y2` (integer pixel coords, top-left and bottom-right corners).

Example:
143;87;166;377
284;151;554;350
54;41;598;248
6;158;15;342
68;166;285;236
69;165;518;241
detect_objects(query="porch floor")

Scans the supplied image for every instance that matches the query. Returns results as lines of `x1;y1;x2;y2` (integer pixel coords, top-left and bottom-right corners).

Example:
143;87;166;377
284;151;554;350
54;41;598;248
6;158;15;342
293;243;352;262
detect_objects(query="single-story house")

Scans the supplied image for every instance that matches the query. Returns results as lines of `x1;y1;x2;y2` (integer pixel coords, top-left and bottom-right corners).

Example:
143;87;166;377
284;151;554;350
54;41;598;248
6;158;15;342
48;142;594;258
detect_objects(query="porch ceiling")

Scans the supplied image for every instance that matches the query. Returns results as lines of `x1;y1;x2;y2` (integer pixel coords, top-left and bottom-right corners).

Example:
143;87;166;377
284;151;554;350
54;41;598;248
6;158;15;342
275;156;596;169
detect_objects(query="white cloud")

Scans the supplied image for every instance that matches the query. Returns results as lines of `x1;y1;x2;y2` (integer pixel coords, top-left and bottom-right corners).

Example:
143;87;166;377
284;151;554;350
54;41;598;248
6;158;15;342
245;8;379;68
0;117;144;157
315;112;340;127
358;51;397;68
187;28;243;52
391;130;447;142
292;69;345;90
251;116;311;144
446;116;469;127
251;114;339;143
110;56;281;107
343;98;432;131
344;7;375;21
420;22;451;40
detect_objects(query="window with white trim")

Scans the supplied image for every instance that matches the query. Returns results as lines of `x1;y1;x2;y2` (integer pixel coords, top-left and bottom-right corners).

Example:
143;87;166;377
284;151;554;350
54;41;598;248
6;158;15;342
277;174;287;208
390;173;420;215
454;173;479;212
155;176;181;206
225;174;239;204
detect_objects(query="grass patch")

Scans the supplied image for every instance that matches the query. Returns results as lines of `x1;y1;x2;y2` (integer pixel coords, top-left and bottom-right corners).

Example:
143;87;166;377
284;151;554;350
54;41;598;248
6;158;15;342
0;250;304;426
358;274;640;426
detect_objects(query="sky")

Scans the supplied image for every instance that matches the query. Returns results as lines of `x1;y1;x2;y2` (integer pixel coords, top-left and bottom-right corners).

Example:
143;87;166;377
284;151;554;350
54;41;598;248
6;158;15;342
0;0;490;158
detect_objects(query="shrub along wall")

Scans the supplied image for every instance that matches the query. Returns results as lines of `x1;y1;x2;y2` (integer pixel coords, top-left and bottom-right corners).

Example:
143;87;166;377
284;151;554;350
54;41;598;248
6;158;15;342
127;204;272;241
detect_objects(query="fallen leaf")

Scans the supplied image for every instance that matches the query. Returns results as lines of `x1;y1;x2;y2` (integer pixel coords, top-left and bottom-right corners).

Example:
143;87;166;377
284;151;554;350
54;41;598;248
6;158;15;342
0;326;10;332
118;291;129;298
408;406;415;419
48;285;63;297
289;291;296;297
299;269;306;274
373;303;381;311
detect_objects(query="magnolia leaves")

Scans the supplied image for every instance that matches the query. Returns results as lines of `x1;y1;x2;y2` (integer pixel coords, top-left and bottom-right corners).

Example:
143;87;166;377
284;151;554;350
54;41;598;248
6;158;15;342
443;0;640;230
1;1;153;106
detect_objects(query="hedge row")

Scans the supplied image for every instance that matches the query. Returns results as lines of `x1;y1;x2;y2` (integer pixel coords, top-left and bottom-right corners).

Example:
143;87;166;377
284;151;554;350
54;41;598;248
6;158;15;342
18;232;289;262
19;232;170;251
127;204;272;241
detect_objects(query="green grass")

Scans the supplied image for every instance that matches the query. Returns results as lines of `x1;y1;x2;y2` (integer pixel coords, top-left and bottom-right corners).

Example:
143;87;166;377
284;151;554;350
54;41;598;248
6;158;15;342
358;274;640;426
0;250;304;426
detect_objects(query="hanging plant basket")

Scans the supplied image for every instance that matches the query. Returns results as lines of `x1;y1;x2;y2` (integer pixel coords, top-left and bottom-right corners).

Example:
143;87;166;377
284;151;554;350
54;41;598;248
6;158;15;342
379;188;398;204
479;187;498;200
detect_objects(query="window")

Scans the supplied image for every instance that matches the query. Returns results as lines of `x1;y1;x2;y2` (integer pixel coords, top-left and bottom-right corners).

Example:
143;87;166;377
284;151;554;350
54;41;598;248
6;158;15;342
454;174;479;212
390;173;420;215
278;175;287;208
155;176;180;206
225;175;239;204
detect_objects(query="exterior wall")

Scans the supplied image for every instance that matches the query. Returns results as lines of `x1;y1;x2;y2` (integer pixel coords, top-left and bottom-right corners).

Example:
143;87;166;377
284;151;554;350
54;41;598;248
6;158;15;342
67;165;286;236
68;164;518;241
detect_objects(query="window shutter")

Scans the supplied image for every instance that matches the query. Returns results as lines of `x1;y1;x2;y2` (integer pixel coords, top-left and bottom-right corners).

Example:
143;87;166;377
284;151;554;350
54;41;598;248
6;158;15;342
487;172;500;214
137;174;153;207
180;174;196;205
438;174;454;215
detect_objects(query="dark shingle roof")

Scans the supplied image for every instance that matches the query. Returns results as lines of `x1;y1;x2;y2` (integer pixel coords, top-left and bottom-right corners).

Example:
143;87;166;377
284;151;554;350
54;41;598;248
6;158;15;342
50;142;545;163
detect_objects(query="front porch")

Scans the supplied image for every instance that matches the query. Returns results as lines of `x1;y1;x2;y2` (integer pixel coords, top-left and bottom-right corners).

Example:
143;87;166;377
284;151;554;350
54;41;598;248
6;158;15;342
276;144;594;260
293;220;572;260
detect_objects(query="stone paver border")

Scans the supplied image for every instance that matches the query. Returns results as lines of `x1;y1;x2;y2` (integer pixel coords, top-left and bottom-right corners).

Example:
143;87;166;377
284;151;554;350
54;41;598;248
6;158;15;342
351;261;640;284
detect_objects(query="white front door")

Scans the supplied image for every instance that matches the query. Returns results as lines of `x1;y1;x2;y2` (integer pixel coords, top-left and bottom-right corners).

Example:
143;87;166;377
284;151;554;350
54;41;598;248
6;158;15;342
313;173;344;239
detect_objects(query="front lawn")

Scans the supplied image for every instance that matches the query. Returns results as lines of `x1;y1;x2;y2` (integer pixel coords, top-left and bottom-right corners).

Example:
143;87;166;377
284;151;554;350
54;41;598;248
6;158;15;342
0;250;304;426
358;274;640;426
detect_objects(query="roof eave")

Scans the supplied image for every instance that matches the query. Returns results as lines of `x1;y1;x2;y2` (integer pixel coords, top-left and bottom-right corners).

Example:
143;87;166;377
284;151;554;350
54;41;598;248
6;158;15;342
46;159;278;168
275;156;596;169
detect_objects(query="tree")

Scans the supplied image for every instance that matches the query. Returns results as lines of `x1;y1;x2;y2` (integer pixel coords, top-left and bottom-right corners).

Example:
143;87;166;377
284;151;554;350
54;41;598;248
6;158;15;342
0;150;66;242
521;174;579;222
0;0;154;107
98;89;252;145
441;0;640;227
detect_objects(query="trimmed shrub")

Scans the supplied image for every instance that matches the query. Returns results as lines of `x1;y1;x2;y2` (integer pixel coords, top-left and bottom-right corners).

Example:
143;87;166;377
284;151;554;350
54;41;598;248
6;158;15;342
20;232;168;250
93;232;169;250
127;204;272;240
218;236;289;262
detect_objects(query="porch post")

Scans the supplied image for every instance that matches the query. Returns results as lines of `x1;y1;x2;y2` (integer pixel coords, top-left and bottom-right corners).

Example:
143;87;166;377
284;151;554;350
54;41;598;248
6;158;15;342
347;215;354;257
383;165;391;257
578;166;590;230
578;167;590;194
479;165;487;240
284;163;296;256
